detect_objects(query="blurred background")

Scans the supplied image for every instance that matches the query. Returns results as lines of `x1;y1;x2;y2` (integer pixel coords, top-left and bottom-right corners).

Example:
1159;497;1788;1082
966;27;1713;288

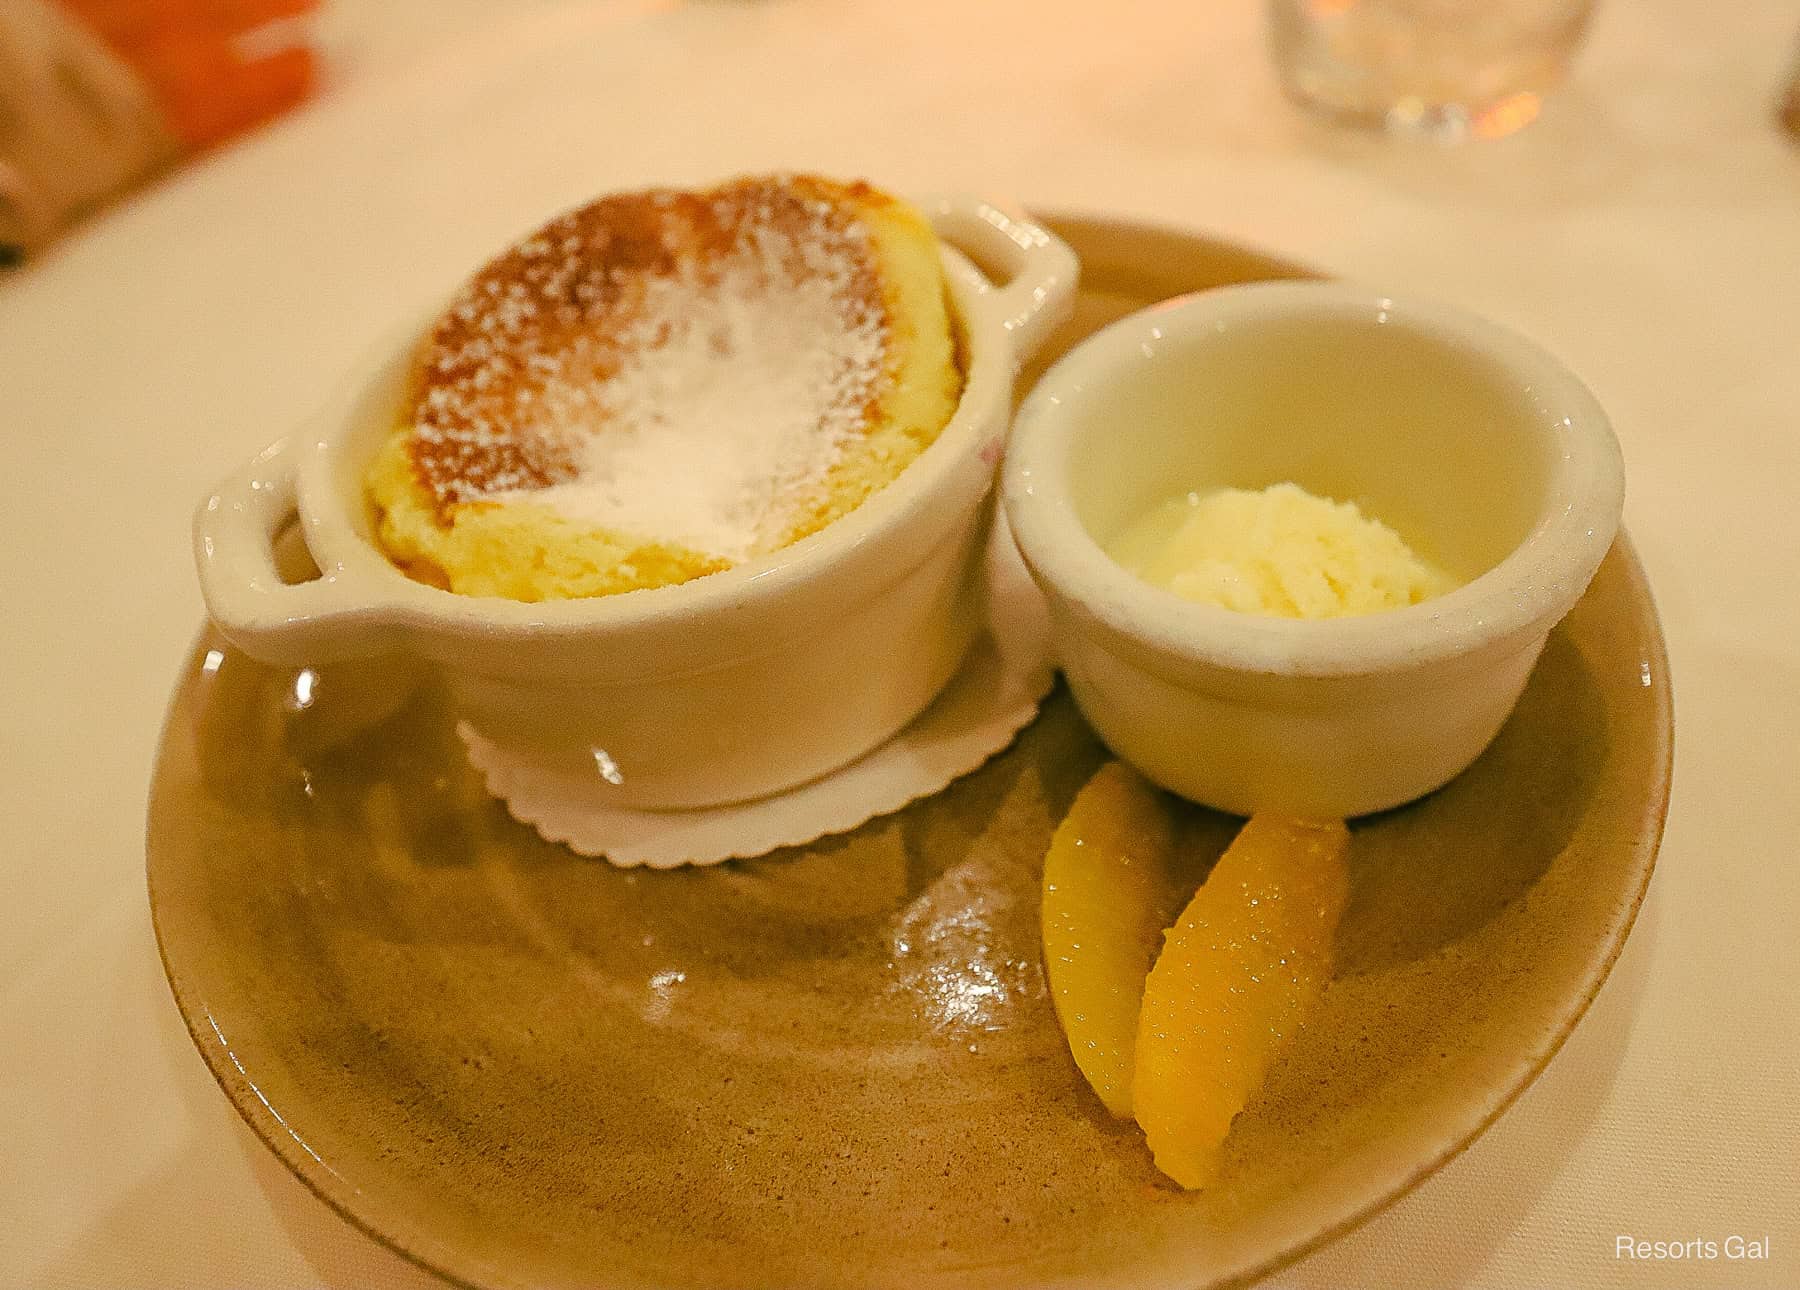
2;0;583;257
7;0;1794;261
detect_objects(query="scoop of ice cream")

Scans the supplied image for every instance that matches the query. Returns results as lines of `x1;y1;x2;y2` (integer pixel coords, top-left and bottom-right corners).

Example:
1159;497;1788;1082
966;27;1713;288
1106;482;1453;619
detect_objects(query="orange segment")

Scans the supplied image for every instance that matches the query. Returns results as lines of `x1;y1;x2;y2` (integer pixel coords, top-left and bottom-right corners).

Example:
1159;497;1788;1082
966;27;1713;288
1040;762;1178;1117
1132;816;1350;1189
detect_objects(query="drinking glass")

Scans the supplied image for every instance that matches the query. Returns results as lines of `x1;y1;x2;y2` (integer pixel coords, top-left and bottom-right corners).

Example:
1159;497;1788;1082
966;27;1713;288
1269;0;1597;139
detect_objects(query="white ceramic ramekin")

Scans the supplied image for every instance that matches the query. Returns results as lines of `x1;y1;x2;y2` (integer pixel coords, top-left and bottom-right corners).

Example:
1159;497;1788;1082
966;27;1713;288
1003;281;1624;818
195;196;1077;810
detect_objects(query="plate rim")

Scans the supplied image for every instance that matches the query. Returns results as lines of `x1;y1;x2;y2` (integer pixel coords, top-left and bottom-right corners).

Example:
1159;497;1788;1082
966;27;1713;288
146;211;1674;1290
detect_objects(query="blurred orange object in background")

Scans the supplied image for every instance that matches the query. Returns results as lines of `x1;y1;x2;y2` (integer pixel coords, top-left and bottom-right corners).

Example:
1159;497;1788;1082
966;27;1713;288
62;0;319;149
0;0;321;257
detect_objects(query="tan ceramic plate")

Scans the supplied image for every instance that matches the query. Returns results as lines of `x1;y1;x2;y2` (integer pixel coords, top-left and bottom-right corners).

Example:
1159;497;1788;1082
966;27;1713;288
148;216;1671;1290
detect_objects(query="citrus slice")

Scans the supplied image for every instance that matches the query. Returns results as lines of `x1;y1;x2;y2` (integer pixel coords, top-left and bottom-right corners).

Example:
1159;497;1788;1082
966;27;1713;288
1040;761;1178;1117
1132;815;1350;1188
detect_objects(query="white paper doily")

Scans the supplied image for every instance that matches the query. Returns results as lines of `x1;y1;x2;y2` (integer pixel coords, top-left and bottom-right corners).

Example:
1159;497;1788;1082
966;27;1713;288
458;515;1053;867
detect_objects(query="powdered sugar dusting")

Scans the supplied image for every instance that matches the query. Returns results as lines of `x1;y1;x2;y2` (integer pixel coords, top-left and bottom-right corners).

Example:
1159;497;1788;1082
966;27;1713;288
404;179;893;562
516;226;884;560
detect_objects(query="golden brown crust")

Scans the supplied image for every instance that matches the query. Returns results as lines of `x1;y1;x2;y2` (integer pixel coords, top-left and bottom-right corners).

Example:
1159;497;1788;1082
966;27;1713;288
406;176;892;523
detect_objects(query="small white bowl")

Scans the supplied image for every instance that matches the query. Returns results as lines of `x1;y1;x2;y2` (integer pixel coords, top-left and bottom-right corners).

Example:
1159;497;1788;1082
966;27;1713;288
1003;281;1624;818
194;196;1077;810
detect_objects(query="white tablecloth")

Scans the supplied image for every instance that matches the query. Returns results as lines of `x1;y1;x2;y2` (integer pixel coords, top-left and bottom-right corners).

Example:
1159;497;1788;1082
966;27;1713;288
3;1;1796;1285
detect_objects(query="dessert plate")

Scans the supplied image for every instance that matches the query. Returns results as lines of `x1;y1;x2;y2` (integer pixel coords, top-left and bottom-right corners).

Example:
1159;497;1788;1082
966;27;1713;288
148;215;1671;1290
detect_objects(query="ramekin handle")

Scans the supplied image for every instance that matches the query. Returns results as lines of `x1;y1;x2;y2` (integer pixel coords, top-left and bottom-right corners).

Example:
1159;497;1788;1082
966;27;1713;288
193;437;404;666
926;195;1079;366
